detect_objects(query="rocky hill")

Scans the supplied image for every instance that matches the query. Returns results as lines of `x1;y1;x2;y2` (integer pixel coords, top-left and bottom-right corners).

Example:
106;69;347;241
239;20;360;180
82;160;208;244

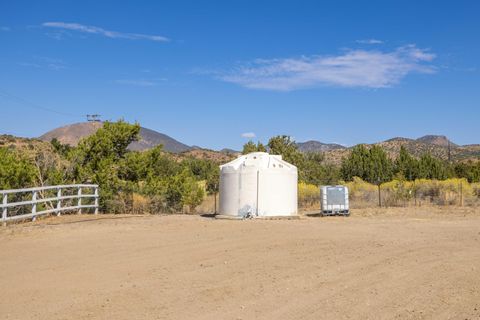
0;134;236;167
296;140;346;152
174;149;237;163
319;135;480;165
39;122;191;153
416;135;457;147
8;122;480;166
0;135;49;153
130;127;191;153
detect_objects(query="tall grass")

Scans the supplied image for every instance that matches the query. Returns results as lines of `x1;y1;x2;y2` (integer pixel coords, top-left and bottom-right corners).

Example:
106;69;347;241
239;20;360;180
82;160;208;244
298;182;320;209
188;178;480;214
296;177;480;211
345;177;479;208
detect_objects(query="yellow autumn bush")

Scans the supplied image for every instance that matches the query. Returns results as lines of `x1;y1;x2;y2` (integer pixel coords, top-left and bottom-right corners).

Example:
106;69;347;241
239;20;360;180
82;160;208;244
298;182;319;208
342;177;478;207
345;177;378;207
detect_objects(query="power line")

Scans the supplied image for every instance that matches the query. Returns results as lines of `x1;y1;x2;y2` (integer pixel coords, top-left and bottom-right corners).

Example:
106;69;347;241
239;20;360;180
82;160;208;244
0;88;82;118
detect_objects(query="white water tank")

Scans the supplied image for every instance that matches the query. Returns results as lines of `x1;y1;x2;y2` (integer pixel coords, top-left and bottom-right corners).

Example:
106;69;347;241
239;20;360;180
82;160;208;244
219;152;298;218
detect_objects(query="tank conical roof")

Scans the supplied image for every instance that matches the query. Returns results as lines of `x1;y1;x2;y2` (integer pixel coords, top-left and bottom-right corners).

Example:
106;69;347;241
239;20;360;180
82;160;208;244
220;152;297;171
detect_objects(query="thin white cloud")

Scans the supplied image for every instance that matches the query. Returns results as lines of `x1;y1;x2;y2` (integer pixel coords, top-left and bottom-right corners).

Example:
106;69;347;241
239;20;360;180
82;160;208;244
38;56;67;70
42;22;169;42
241;132;256;139
45;30;70;40
19;56;67;71
356;39;383;44
0;26;10;31
115;79;166;87
18;62;41;68
218;45;436;91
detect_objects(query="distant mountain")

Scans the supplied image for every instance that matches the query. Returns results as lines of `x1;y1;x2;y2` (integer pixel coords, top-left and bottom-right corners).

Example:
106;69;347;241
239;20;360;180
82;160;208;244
176;149;237;163
384;137;415;143
220;148;240;154
296;140;346;153
321;135;480;165
31;123;480;163
265;136;479;164
131;127;191;153
40;122;103;146
416;135;457;147
39;122;191;153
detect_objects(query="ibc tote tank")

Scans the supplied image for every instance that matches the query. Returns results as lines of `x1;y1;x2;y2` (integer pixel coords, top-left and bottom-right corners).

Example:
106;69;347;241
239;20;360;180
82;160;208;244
320;185;350;216
218;152;298;218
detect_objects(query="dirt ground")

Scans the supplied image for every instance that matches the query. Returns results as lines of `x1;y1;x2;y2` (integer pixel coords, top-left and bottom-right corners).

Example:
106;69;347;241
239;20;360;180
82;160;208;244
1;208;480;320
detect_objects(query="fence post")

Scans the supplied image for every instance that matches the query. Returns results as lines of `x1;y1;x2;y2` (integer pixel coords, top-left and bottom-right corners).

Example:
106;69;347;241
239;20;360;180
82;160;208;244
56;187;62;216
2;193;7;227
32;191;37;221
94;186;99;215
378;184;382;208
77;187;82;214
414;180;417;207
214;191;217;215
460;182;463;207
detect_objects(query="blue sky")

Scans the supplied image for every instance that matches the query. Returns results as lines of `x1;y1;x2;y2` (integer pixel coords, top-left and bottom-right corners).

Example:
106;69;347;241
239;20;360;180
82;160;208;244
1;0;479;150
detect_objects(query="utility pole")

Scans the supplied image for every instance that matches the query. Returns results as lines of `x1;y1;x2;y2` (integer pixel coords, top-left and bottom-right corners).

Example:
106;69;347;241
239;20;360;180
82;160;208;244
86;114;102;122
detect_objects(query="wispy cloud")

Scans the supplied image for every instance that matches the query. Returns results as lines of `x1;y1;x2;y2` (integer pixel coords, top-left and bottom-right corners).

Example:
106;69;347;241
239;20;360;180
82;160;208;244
39;56;67;70
18;62;41;68
217;45;436;91
19;56;67;70
241;132;256;139
42;22;169;42
356;39;383;44
115;78;166;87
45;29;70;40
0;26;10;31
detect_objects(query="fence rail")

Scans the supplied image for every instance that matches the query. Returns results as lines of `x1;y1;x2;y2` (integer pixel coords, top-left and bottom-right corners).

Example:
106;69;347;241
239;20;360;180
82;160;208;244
1;184;99;225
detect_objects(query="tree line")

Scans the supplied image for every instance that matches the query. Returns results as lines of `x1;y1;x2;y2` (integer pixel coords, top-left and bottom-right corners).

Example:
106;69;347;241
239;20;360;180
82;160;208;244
1;122;480;214
243;136;480;185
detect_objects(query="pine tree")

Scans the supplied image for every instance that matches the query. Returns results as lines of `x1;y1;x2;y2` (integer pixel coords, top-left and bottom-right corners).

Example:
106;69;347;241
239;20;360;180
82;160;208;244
242;141;258;154
341;145;393;184
394;146;419;180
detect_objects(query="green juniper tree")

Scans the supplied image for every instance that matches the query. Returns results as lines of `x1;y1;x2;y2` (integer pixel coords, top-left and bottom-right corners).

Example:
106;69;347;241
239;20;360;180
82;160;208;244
394;146;419;180
242;141;267;154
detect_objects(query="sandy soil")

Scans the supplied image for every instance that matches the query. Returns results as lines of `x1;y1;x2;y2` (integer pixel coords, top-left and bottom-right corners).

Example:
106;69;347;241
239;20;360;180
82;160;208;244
1;210;480;320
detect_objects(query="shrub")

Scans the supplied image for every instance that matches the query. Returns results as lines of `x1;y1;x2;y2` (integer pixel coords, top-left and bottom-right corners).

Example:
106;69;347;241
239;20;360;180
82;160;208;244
345;177;378;208
0;148;36;190
298;182;319;208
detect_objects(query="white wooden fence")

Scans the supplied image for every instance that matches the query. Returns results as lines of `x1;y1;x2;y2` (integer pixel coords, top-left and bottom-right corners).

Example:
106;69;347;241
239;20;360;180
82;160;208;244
1;184;99;225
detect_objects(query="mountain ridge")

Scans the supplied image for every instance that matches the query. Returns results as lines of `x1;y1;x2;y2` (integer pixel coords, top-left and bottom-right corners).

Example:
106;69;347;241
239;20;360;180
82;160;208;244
39;122;192;153
296;140;346;152
320;135;480;165
31;123;480;163
416;135;457;147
